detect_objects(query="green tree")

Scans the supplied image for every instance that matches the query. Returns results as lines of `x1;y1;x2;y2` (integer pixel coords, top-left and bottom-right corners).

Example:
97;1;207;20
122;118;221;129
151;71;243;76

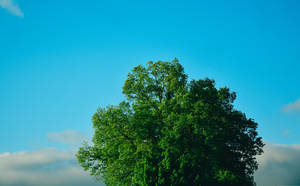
77;59;264;186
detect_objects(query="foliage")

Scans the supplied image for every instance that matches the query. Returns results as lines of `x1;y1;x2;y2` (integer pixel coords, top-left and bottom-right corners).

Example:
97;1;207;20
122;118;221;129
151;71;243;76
77;59;264;186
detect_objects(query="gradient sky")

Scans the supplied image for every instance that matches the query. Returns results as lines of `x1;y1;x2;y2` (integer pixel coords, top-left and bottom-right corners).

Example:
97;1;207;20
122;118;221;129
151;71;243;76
1;0;300;185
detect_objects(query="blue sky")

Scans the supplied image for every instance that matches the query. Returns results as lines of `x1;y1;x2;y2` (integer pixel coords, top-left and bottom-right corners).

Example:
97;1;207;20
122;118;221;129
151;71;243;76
1;0;300;185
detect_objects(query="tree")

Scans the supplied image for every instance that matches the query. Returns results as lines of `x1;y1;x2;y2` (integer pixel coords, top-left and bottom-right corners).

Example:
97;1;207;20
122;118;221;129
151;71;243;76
77;59;264;186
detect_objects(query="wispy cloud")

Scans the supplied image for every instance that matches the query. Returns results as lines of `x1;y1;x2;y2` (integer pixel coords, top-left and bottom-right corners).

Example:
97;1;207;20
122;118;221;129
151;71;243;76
0;0;23;17
47;130;89;146
282;129;290;137
0;148;103;186
281;98;300;113
254;143;300;186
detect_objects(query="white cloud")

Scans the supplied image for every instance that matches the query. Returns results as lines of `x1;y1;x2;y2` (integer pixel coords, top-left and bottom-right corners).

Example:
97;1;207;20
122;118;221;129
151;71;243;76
0;130;101;185
0;148;103;186
254;143;300;186
0;0;23;17
282;98;300;113
47;130;89;146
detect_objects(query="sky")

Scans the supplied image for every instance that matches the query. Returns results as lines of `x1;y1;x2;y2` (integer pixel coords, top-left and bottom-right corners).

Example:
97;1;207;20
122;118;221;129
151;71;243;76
1;0;300;185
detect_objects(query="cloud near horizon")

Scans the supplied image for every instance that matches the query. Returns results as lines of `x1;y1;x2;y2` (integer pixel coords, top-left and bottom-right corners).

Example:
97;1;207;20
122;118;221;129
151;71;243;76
0;0;23;17
1;129;300;186
0;130;101;186
0;148;103;186
255;143;300;186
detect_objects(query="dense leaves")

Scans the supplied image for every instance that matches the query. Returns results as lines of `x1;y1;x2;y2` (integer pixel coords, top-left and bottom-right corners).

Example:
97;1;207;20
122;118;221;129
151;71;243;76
77;59;264;186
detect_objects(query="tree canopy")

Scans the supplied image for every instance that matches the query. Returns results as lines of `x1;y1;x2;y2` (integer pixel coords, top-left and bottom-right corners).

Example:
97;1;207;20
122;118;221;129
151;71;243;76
77;59;264;186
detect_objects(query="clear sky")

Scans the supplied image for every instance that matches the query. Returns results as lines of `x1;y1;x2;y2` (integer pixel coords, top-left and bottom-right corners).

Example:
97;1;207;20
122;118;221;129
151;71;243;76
1;0;300;185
